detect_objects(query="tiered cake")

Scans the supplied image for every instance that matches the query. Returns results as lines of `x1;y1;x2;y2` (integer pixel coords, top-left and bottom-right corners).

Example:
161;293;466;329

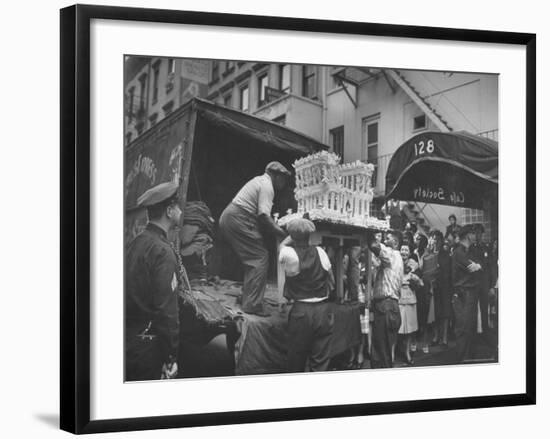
278;151;389;230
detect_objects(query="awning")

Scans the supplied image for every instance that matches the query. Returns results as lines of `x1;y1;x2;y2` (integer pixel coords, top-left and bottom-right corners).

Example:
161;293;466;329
385;131;498;209
193;98;328;156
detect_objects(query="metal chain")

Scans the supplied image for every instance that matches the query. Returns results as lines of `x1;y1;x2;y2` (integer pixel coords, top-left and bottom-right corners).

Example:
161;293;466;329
170;242;192;292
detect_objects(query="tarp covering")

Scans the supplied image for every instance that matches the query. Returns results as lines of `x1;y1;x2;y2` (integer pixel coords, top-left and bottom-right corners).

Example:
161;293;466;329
179;283;362;375
385;131;498;209
194;98;329;156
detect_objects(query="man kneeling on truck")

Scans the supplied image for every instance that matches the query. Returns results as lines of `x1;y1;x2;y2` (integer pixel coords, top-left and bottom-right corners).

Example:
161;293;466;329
279;218;335;372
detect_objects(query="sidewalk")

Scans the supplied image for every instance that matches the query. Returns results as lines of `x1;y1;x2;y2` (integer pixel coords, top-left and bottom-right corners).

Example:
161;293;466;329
360;330;498;369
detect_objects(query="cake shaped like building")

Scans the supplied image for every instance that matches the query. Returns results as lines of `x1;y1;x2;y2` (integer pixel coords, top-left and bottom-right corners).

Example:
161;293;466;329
278;151;389;230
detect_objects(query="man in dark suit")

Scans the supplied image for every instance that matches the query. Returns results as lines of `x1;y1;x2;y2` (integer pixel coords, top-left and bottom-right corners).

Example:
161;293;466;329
125;182;183;381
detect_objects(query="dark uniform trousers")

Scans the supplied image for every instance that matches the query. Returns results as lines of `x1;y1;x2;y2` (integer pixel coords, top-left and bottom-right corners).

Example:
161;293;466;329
472;244;491;333
371;297;401;368
452;287;479;363
125;223;180;381
125;331;163;381
287;301;334;372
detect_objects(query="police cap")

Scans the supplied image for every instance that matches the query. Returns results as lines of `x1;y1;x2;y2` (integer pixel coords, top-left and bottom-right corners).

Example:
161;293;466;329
457;224;475;239
137;182;179;208
472;223;485;233
265;161;291;176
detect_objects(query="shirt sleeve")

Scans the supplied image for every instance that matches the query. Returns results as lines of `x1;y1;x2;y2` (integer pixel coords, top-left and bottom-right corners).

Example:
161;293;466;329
257;176;274;216
150;246;179;363
279;246;300;277
316;247;332;271
378;243;393;267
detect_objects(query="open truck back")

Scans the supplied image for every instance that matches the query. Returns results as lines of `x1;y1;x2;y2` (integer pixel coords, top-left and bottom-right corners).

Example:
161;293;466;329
125;97;328;279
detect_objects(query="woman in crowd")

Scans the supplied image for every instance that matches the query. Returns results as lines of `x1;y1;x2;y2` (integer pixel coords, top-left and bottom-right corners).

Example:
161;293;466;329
420;233;440;352
397;243;422;365
411;233;429;353
431;230;452;347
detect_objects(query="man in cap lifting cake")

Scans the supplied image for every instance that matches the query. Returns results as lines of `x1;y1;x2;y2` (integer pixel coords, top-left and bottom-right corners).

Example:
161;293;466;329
219;162;291;317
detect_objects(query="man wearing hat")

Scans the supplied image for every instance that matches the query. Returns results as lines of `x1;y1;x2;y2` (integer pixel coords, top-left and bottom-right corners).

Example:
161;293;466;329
471;223;491;334
451;224;483;363
279;218;334;372
219;162;290;317
125;182;183;381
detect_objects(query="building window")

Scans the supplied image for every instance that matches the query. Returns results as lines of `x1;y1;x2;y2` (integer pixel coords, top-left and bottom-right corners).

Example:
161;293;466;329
279;64;290;93
166;59;176;93
330;67;344;90
223;61;235;76
152;61;160;103
223;93;232;107
273;114;286;125
240;84;249;112
413;114;427;131
162;100;174;117
302;65;317;99
138;74;147;117
149;112;158;126
211;61;220;83
168;58;175;75
462;208;491;242
127;87;135;122
363;114;380;186
136;122;144;136
330;126;345;161
258;73;268;107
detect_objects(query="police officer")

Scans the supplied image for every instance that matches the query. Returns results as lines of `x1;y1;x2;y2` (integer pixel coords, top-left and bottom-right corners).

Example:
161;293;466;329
125;182;183;381
471;223;491;334
451;224;483;363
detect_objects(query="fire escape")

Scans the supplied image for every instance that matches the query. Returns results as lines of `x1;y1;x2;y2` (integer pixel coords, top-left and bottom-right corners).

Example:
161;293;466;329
333;67;455;234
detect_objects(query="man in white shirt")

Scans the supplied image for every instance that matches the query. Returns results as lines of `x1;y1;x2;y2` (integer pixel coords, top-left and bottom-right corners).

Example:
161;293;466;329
369;230;404;368
219;162;290;317
279;218;335;372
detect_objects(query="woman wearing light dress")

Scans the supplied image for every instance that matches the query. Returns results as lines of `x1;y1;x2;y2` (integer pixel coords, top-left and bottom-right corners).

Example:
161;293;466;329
398;244;423;365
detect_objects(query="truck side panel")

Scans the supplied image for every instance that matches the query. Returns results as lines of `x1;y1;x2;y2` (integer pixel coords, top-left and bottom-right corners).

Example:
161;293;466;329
124;105;193;244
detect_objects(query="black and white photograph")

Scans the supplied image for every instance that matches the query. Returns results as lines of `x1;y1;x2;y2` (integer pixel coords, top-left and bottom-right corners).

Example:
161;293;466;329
124;57;500;381
1;0;545;436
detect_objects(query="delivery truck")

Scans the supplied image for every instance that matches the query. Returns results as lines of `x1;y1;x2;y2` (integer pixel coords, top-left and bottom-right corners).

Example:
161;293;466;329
125;97;328;287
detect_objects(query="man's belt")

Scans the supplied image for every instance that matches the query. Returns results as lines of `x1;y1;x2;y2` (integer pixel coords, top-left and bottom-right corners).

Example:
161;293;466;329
373;295;398;301
134;321;156;341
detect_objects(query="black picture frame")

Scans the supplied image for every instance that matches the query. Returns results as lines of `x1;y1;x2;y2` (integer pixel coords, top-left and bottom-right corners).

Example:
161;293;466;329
60;4;536;434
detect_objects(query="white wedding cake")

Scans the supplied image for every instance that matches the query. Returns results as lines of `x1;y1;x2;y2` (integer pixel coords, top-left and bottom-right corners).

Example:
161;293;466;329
277;151;389;230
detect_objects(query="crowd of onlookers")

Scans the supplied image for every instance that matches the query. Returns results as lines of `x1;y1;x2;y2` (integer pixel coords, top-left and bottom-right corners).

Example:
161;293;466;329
339;214;498;368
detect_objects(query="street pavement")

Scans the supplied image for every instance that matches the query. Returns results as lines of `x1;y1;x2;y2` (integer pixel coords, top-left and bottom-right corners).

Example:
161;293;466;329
178;329;498;377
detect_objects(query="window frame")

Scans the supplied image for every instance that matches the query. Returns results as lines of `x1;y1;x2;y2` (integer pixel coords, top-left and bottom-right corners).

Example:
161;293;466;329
240;83;249;112
302;65;317;99
257;72;269;107
329;125;345;161
362;114;381;187
127;86;135;122
279;64;290;93
211;61;220;84
413;113;427;131
223;92;232;108
152;60;160;104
